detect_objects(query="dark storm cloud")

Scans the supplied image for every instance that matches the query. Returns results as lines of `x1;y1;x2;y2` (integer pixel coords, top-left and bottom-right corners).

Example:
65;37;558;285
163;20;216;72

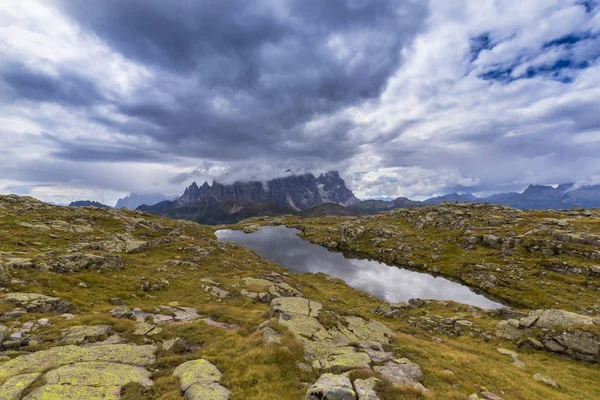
2;64;102;106
3;0;600;204
50;0;428;162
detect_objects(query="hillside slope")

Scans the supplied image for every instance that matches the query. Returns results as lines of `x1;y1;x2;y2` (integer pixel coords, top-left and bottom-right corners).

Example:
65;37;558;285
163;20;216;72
0;195;598;399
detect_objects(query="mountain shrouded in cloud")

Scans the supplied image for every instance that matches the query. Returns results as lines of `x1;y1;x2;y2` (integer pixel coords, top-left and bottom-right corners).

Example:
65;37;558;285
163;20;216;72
1;0;599;204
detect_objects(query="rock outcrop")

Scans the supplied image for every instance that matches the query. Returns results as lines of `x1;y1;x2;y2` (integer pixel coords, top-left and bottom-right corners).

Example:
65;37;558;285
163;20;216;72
496;309;600;363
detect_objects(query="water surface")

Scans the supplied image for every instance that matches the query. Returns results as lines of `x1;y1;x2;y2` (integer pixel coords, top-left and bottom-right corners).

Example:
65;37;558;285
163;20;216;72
215;226;502;309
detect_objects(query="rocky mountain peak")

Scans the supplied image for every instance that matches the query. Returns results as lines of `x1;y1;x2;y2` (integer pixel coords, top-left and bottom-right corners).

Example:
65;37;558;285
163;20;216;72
173;171;359;211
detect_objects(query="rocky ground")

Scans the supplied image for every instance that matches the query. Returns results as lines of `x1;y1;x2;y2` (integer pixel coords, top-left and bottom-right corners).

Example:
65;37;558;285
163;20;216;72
0;195;598;399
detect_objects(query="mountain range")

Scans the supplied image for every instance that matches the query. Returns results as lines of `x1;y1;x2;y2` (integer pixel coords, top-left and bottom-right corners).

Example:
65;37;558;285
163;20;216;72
421;183;600;209
114;193;175;209
67;173;600;225
139;171;360;224
138;173;600;224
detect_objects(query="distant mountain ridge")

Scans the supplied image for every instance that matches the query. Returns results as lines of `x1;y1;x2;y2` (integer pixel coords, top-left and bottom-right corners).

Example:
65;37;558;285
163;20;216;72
115;193;175;209
420;183;600;209
68;200;110;208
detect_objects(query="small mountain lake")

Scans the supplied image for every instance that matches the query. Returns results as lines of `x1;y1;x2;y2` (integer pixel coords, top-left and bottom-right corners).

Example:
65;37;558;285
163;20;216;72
215;225;503;309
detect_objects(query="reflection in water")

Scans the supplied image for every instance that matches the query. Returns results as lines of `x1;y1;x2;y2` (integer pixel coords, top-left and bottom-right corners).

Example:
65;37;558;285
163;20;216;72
215;226;502;309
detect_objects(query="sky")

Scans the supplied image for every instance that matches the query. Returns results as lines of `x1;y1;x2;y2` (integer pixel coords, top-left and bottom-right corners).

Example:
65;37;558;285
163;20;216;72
1;0;600;205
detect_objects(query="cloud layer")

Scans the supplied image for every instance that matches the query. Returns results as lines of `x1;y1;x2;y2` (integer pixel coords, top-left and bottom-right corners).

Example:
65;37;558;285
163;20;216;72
1;0;599;203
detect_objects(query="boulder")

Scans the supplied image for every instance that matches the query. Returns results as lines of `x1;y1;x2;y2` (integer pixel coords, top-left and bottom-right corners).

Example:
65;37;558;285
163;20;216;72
495;320;524;340
2;293;70;314
261;327;282;345
26;361;153;398
373;358;424;388
528;309;594;328
173;359;230;400
305;373;355;400
61;325;112;344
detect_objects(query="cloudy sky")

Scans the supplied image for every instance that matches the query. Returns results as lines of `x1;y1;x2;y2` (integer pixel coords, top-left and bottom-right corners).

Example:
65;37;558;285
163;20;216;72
1;0;599;205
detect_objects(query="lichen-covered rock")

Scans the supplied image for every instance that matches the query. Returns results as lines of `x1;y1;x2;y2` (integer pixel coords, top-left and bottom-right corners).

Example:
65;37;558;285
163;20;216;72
554;330;599;356
173;359;230;400
162;337;187;353
528;309;594;328
61;325;111;344
270;297;322;317
2;293;70;314
87;233;148;253
305;373;355;400
261;327;282;345
374;359;424;388
0;373;40;400
133;322;162;336
43;361;153;388
344;316;393;345
354;377;381;400
23;384;120;400
110;305;133;319
0;344;156;380
533;373;560;389
46;253;124;273
495;320;525;340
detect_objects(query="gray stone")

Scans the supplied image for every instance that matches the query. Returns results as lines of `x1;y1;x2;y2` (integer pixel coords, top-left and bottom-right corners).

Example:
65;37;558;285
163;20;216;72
2;293;70;314
529;309;594;328
173;359;230;400
305;373;355;400
354;377;381;400
61;325;111;344
261;327;282;345
373;358;424;387
533;373;560;389
110;305;133;319
495;320;524;340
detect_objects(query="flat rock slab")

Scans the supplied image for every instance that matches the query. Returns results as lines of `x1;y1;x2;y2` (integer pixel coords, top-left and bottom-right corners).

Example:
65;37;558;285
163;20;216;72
0;344;156;381
43;361;153;387
270;297;322;317
305;373;355;400
22;384;121;400
344;316;393;345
